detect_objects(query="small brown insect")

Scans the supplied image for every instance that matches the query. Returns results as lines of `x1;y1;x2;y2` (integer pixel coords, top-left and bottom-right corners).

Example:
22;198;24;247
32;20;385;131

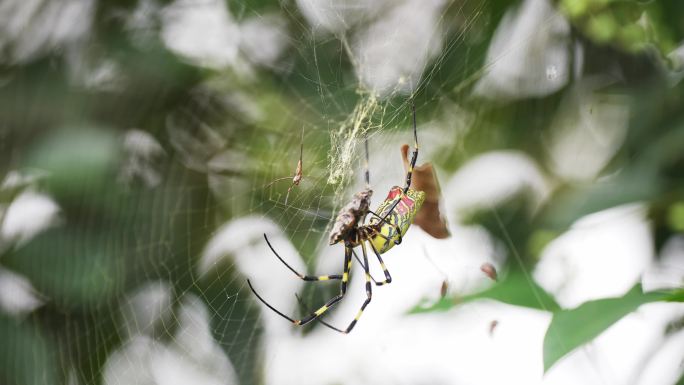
265;128;304;204
440;280;449;298
489;320;499;336
480;263;498;281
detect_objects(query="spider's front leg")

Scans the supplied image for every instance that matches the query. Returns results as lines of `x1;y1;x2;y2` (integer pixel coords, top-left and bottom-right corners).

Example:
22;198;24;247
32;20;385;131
378;100;421;224
264;234;343;281
247;244;353;326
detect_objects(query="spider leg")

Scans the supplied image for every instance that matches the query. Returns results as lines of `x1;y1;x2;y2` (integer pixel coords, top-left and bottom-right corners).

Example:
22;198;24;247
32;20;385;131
294;292;346;333
284;185;294;205
247;280;297;323
351;249;381;285
295;246;353;325
292;248;382;332
380;99;419;223
249;245;352;326
341;240;374;333
364;132;370;188
263;234;343;281
404;98;419;194
263;235;377;284
295;241;375;334
368;210;403;245
367;240;392;286
264;176;293;188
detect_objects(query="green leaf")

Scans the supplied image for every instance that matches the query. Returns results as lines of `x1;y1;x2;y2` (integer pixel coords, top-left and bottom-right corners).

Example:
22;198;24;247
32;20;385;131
410;270;560;314
666;288;684;302
27;127;120;200
0;315;57;385
6;228;125;308
543;284;671;372
540;172;659;231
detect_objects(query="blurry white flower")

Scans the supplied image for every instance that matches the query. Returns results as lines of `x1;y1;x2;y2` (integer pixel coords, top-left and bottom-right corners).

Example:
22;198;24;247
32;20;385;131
1;190;61;247
0;0;94;64
634;328;684;385
120;281;173;338
473;0;577;100
643;235;684;291
663;41;684;86
103;293;237;385
199;216;300;336
150;295;237;385
161;0;240;69
443;150;551;222
534;203;652;308
1;170;46;191
351;0;446;96
125;0;162;47
239;14;289;68
296;0;392;34
546;79;629;181
120;130;165;188
0;268;44;317
75;58;122;91
102;335;157;385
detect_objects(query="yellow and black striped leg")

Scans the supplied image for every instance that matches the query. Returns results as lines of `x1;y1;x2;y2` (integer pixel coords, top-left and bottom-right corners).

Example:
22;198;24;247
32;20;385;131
367;241;392;286
342;241;374;333
295;246;353;325
369;210;403;245
380;99;420;223
306;241;374;334
263;234;342;281
351;249;384;285
402;98;419;194
248;245;352;326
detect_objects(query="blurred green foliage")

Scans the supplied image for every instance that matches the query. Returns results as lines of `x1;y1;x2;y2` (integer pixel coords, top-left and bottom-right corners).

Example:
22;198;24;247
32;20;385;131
559;0;677;55
543;285;682;372
0;315;57;385
411;269;561;313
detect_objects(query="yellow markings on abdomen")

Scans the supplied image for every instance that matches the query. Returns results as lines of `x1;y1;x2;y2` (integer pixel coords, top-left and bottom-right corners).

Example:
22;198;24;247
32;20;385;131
369;188;426;254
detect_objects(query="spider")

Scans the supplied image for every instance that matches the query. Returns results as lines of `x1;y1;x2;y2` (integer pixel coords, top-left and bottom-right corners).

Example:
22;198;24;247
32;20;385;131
264;127;304;205
248;100;425;334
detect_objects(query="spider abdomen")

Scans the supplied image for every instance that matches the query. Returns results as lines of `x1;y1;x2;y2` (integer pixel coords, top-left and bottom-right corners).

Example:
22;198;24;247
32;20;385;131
368;186;425;253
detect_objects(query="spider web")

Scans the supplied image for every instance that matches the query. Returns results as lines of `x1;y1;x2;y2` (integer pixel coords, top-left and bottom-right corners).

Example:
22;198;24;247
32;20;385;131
3;1;684;385
111;0;550;382
0;0;565;384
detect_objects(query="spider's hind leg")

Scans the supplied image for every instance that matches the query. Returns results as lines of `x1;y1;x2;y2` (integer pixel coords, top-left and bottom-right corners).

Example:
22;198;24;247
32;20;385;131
341;241;375;333
367;241;392;286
